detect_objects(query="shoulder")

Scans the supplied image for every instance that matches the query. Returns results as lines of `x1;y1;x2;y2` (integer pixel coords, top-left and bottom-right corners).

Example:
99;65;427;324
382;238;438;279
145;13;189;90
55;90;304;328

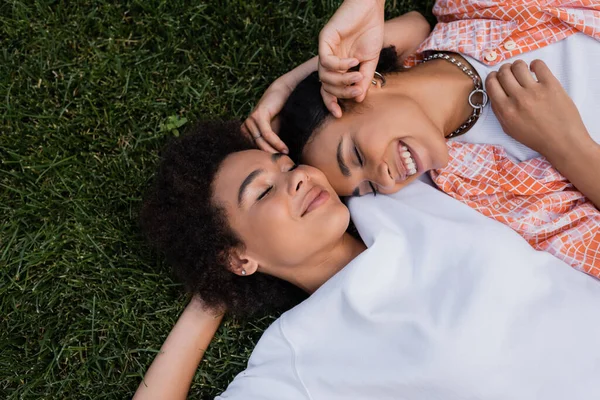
215;318;309;400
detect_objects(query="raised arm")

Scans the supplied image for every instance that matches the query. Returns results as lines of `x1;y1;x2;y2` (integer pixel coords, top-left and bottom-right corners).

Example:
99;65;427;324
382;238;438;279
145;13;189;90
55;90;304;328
244;9;431;153
486;59;600;209
133;297;223;400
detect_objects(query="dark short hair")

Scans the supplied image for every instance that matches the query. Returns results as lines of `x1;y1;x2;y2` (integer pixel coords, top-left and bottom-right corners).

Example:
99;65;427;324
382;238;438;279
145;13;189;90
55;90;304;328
279;46;402;162
140;121;306;317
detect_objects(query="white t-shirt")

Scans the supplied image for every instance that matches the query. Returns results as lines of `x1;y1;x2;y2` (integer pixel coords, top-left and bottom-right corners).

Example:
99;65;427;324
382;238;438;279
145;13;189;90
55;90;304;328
456;33;600;161
216;181;600;400
216;34;600;400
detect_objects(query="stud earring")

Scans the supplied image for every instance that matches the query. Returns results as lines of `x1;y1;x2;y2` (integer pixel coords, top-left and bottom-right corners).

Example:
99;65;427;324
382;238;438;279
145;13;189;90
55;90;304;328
241;270;246;275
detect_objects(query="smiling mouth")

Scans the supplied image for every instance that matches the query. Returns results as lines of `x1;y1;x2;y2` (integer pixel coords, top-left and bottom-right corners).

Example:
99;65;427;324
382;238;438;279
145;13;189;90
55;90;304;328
396;141;418;181
301;186;330;217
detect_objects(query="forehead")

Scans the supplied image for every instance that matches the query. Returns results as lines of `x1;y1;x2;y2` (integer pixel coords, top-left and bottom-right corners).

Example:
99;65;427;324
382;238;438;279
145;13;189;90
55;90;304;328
213;149;270;199
217;149;269;181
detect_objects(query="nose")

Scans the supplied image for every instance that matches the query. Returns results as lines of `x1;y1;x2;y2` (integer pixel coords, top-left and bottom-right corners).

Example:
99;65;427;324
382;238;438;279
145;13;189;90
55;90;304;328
288;167;309;196
369;162;395;189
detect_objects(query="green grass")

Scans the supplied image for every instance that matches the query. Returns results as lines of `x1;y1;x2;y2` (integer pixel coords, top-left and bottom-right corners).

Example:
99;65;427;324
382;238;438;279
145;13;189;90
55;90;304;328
0;0;434;398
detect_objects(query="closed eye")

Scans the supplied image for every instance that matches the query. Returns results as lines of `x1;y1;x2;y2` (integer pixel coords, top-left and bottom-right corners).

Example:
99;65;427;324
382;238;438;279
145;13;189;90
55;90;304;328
354;146;377;196
257;186;272;201
369;182;378;196
354;146;363;166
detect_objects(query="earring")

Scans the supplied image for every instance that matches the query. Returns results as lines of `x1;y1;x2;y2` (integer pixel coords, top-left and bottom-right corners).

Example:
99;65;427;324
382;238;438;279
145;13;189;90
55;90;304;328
241;269;246;275
371;71;386;87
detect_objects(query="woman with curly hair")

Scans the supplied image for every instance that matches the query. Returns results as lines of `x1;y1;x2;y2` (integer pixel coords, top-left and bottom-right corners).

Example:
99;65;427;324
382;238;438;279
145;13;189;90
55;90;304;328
135;120;363;399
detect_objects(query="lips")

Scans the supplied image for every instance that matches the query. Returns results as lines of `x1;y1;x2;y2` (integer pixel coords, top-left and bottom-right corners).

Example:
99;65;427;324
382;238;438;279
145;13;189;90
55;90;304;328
301;186;330;217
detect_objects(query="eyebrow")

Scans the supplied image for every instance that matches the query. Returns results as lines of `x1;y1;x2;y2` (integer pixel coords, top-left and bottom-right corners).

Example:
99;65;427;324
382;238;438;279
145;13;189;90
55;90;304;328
336;138;351;177
237;153;286;206
238;169;264;206
271;152;284;163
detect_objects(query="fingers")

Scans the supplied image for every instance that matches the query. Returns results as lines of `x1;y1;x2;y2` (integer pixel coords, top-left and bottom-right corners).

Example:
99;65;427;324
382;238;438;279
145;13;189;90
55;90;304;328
510;60;536;87
319;69;363;88
254;136;279;153
243;118;278;153
485;71;508;104
318;63;364;101
318;53;360;72
244;106;288;153
496;63;522;97
240;122;251;139
321;81;363;100
321;86;342;118
530;59;559;85
355;58;378;102
256;116;288;154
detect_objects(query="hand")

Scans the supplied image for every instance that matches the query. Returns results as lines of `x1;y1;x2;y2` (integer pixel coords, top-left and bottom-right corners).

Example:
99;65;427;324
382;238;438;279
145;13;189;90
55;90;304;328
319;0;385;117
486;59;593;158
242;81;291;154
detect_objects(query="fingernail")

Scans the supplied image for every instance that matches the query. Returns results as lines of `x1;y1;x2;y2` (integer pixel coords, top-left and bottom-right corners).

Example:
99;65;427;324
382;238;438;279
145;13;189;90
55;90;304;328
283;148;289;154
348;59;359;68
351;88;362;97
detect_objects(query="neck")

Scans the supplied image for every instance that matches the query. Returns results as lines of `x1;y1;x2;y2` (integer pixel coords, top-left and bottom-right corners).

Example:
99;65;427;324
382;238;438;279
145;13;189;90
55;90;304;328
284;233;366;294
385;54;477;138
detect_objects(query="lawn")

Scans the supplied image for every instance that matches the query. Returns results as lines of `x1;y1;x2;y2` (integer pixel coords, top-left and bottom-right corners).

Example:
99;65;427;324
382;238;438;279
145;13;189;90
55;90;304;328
1;1;433;398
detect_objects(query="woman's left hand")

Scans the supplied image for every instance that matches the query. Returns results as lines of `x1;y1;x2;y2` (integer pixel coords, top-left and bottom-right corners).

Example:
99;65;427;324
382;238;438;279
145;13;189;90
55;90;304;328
486;59;600;209
485;59;592;157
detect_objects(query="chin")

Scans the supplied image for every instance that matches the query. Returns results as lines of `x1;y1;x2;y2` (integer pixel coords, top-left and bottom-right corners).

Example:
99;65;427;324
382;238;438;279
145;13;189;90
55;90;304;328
329;203;351;235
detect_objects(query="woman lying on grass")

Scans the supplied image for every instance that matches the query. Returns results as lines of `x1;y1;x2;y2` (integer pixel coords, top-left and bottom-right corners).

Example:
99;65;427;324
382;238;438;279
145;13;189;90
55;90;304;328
248;1;600;277
134;1;600;398
135;120;600;400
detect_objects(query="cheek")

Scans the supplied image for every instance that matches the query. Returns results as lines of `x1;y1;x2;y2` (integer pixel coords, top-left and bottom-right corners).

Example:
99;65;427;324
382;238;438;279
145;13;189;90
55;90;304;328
303;156;355;196
242;202;311;262
248;202;292;241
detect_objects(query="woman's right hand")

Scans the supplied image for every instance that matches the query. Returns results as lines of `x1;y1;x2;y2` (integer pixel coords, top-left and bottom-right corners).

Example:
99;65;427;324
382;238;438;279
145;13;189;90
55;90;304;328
318;0;385;116
242;81;291;154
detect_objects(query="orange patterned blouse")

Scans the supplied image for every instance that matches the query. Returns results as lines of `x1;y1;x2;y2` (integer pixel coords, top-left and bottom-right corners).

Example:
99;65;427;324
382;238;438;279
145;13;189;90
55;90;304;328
415;0;600;65
431;142;600;278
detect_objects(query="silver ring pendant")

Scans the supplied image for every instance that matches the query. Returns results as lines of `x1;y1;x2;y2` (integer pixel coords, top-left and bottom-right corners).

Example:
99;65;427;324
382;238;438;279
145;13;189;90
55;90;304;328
469;88;489;109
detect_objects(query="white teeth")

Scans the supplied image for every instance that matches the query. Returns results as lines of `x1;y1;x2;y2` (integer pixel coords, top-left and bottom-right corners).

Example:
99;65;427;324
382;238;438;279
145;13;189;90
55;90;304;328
400;143;418;177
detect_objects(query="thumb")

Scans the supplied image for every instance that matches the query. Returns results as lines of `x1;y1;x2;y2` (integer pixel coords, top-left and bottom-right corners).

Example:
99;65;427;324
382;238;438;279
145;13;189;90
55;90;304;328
355;58;378;103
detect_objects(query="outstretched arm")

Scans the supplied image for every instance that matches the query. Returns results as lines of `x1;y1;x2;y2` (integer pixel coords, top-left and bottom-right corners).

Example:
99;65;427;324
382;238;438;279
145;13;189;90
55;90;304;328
133;297;223;400
486;59;600;209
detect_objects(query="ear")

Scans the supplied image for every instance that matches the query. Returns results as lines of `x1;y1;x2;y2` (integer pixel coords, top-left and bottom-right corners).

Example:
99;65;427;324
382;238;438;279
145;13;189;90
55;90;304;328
227;248;259;277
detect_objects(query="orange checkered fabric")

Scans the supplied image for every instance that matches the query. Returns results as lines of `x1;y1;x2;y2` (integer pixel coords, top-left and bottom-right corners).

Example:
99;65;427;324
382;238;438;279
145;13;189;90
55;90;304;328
431;141;600;278
409;0;600;65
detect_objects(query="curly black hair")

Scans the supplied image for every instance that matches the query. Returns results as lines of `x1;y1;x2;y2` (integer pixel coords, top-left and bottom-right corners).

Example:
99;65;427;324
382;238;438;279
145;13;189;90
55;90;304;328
140;120;306;317
279;46;402;162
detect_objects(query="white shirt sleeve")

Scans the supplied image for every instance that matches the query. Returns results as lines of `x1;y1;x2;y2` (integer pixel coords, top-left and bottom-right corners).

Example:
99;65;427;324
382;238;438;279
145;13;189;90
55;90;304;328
215;320;309;400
